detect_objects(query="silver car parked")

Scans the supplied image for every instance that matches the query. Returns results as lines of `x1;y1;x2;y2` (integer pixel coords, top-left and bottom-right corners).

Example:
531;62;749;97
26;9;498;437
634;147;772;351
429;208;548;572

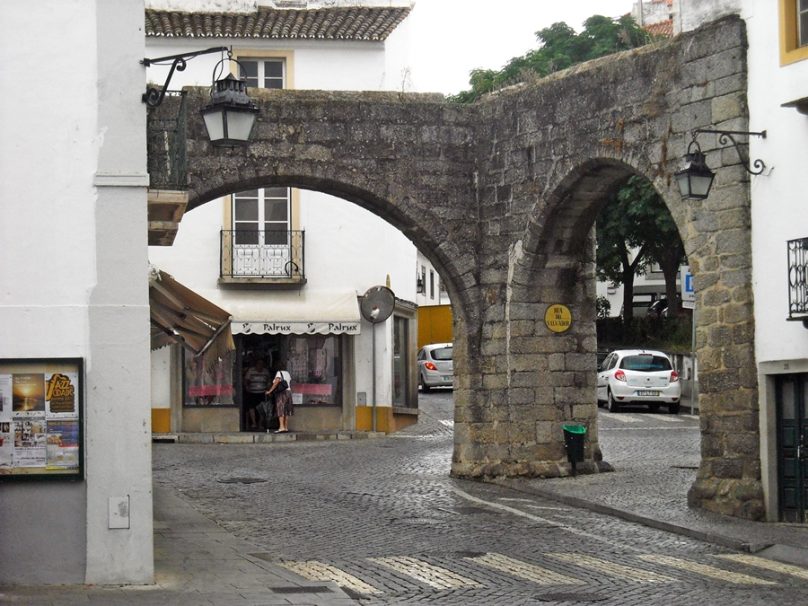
417;343;453;391
597;349;681;413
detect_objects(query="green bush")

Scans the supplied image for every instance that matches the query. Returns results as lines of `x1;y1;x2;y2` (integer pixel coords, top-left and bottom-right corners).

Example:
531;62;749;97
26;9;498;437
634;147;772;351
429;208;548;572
597;315;692;354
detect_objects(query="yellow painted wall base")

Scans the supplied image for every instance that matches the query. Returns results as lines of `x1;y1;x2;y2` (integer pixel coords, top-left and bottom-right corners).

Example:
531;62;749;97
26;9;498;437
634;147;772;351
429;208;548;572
356;406;418;433
356;406;388;432
152;408;171;433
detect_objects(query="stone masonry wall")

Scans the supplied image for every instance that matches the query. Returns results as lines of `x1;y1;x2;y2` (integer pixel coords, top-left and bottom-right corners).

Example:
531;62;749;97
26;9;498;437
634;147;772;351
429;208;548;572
149;16;763;519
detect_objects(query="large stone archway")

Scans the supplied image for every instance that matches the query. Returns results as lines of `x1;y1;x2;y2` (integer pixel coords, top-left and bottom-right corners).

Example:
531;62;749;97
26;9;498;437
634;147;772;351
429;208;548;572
149;16;761;518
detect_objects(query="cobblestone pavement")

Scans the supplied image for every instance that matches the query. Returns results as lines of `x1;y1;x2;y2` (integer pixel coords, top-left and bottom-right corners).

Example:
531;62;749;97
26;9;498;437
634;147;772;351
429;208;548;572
148;393;808;605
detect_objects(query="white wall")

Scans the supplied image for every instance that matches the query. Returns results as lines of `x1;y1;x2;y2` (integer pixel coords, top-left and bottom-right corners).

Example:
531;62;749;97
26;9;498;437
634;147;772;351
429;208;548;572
675;0;740;33
0;0;152;585
742;2;808;366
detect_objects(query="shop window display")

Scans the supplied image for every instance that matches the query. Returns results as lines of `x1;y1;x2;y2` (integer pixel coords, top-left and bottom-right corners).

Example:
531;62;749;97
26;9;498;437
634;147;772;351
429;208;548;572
184;350;235;406
287;335;341;406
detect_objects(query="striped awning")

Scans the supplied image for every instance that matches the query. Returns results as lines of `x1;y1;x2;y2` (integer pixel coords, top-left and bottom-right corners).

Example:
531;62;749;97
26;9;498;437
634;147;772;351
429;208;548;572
149;268;234;359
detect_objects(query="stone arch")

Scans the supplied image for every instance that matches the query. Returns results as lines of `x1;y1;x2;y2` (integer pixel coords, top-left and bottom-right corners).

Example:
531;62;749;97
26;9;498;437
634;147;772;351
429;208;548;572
148;15;764;519
506;149;762;518
186;170;486;471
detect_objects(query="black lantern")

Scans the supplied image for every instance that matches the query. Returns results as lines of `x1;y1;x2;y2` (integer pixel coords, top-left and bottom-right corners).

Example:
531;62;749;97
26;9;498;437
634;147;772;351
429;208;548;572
675;138;715;200
676;128;768;200
201;72;259;147
141;46;259;147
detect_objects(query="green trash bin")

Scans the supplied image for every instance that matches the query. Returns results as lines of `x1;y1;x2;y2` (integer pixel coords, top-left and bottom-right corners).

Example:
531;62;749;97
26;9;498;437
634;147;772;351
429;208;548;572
562;424;587;475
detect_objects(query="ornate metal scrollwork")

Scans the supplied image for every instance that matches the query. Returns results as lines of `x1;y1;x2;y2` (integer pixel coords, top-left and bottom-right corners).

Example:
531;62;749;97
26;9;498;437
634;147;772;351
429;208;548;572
693;128;767;176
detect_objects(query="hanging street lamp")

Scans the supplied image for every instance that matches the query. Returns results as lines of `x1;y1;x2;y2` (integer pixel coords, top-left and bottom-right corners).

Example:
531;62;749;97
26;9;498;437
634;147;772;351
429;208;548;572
676;128;768;200
141;46;258;147
675;137;715;200
200;71;259;147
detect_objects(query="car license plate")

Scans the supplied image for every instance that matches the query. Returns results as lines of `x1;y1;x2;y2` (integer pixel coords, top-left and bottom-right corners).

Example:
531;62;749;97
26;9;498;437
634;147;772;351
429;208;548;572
442;376;452;381
637;390;659;396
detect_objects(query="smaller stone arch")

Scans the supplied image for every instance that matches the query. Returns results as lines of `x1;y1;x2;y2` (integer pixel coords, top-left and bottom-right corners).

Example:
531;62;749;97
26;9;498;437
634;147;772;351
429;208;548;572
505;150;763;518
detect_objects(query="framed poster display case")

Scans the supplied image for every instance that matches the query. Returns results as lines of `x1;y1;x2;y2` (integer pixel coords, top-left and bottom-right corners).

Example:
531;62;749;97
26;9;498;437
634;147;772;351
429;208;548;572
0;358;84;481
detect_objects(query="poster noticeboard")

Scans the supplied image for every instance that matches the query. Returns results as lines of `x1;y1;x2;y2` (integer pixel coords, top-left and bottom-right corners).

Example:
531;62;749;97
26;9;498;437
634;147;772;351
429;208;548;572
0;358;84;481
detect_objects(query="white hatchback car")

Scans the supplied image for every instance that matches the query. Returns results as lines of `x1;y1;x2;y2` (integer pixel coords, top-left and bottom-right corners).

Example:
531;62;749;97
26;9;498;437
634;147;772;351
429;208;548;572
597;349;681;414
417;343;453;391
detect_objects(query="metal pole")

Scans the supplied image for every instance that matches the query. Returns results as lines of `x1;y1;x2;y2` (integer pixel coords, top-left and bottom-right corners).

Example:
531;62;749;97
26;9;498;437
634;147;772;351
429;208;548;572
372;323;377;432
690;304;697;415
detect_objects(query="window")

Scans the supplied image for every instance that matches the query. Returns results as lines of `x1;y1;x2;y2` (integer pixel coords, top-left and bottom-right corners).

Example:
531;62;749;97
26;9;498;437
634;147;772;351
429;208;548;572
620;355;673;372
233;188;289;244
429;270;435;300
230;188;293;277
392;316;410;407
184;349;235;407
780;0;808;64
240;59;285;89
227;57;292;277
286;335;342;406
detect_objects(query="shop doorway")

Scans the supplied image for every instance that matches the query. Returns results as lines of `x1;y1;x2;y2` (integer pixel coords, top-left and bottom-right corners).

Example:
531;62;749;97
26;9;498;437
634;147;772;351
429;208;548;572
239;334;284;431
776;373;808;522
236;333;345;431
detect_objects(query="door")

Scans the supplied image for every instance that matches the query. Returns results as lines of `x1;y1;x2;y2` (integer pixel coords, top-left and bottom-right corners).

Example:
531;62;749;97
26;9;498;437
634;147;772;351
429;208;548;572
776;373;808;522
596;353;615;402
232;187;291;277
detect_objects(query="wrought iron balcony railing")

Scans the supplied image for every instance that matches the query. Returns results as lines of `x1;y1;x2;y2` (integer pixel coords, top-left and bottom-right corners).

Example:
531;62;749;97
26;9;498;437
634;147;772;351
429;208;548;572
147;91;187;190
788;237;808;320
220;230;305;282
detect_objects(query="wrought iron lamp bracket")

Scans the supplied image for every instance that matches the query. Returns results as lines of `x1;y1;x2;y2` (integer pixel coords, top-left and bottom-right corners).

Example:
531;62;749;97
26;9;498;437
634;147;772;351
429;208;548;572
141;46;230;107
692;128;767;176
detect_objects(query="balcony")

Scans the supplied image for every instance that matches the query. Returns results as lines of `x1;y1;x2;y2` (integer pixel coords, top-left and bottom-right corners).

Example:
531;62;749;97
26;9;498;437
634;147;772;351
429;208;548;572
220;230;306;287
788;237;808;322
147;92;188;246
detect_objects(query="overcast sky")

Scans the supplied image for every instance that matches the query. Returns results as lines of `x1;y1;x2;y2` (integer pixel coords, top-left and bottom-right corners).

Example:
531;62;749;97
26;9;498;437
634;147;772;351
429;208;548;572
408;0;637;95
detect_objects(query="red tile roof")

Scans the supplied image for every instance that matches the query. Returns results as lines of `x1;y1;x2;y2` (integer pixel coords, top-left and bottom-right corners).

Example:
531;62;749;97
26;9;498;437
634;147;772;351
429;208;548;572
645;19;673;38
145;5;411;41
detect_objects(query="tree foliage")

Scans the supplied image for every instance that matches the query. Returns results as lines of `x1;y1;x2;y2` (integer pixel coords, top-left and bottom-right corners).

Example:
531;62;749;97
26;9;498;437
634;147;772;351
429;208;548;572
452;15;651;103
596;177;685;321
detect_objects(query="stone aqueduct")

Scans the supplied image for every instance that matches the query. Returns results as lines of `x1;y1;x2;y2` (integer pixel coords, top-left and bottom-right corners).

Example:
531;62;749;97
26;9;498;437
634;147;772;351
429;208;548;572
150;17;762;519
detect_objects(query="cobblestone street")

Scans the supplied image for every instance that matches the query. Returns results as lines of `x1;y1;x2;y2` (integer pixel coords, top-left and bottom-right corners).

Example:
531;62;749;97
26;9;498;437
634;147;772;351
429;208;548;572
151;394;808;605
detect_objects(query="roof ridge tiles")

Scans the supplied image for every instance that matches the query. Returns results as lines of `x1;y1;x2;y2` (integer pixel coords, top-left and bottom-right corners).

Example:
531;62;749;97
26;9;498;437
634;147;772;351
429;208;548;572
145;5;410;41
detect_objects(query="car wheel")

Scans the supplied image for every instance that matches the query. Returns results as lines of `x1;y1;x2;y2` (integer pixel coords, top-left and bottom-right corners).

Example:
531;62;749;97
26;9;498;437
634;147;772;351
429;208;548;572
607;390;620;413
668;403;680;414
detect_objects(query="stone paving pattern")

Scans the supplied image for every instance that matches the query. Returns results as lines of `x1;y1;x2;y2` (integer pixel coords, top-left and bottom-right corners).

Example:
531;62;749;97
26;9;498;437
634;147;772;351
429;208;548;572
3;394;808;604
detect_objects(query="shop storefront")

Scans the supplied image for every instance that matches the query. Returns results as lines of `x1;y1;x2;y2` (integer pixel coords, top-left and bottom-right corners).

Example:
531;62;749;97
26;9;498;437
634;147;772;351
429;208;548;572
179;290;361;433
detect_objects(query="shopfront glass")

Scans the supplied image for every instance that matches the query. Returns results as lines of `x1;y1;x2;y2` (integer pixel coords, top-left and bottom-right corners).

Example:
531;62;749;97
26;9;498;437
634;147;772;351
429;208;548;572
393;316;410;407
183;350;236;407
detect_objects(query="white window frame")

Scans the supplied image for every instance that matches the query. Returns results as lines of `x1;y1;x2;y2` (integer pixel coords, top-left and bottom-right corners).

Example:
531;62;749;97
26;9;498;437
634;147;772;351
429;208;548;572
239;58;285;90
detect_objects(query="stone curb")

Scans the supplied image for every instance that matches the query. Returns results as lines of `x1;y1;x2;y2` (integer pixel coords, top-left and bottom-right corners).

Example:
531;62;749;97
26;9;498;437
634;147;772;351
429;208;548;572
489;478;768;553
154;431;385;444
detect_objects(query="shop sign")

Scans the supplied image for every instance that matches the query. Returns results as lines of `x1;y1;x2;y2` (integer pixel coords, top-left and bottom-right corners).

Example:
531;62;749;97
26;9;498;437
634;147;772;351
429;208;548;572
233;321;361;335
544;304;573;333
0;358;84;481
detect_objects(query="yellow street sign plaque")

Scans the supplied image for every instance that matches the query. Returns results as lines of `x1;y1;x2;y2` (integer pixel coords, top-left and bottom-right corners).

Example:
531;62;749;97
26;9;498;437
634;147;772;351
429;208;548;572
545;304;572;333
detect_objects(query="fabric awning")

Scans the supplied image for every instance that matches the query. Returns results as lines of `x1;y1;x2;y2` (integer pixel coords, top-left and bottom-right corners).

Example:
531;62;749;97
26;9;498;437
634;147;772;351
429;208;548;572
227;289;362;335
149;268;234;360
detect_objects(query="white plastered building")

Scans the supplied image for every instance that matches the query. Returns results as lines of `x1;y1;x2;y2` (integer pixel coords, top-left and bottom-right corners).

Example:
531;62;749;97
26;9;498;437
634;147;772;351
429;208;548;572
1;0;154;585
145;0;421;436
